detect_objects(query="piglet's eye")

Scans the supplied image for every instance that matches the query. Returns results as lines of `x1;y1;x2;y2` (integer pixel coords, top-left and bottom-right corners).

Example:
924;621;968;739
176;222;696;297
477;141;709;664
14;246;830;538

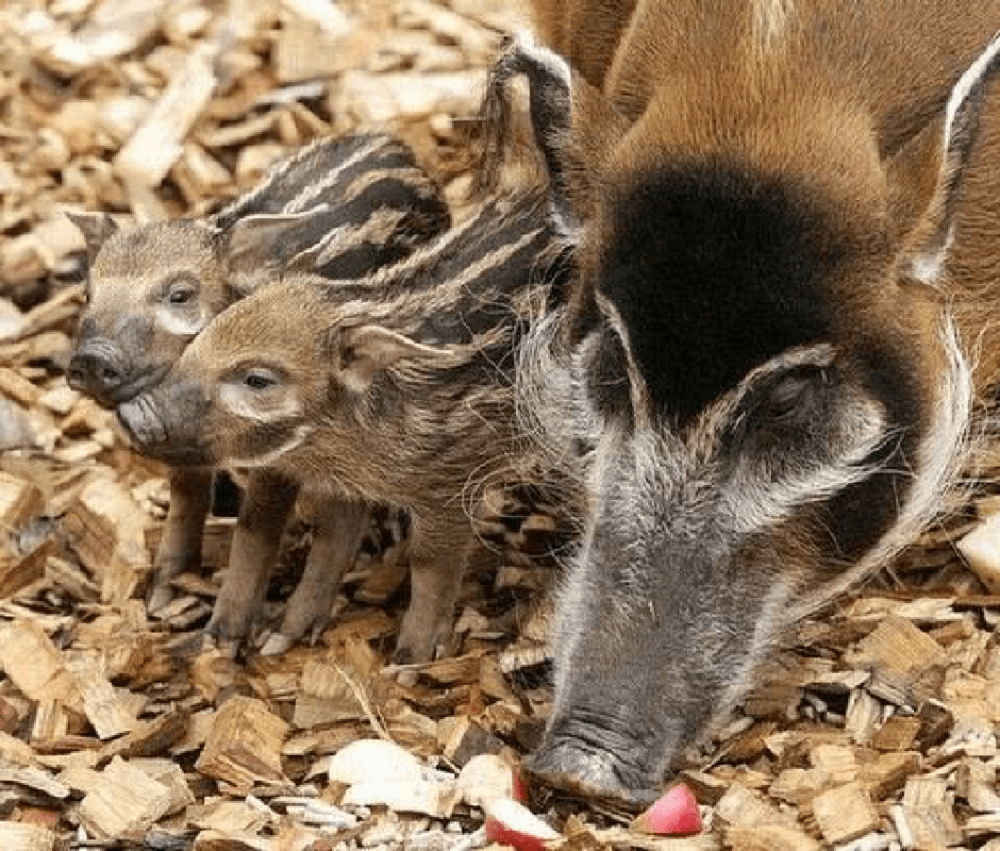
168;287;195;305
243;371;278;390
164;273;199;305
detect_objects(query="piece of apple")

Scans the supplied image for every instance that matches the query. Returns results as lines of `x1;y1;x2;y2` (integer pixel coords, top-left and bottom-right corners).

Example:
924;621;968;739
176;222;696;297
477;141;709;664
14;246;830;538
511;767;530;803
631;783;702;836
483;798;560;851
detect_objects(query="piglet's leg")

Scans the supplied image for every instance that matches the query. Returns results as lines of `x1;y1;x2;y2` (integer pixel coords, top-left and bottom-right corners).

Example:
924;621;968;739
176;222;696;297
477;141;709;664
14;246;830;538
148;466;213;613
393;520;473;664
206;469;298;649
261;497;371;656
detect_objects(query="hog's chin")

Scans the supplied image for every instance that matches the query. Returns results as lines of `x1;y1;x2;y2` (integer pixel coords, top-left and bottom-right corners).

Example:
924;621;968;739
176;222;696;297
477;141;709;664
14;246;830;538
524;740;661;810
116;399;214;466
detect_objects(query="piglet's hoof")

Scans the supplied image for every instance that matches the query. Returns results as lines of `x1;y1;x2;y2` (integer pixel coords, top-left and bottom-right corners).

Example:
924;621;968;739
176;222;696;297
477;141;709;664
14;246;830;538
200;631;240;659
259;632;295;657
146;583;174;615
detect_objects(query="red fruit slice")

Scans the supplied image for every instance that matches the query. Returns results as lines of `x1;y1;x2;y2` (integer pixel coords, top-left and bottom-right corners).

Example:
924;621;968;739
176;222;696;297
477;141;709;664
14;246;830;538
631;783;702;836
483;798;560;851
511;767;530;803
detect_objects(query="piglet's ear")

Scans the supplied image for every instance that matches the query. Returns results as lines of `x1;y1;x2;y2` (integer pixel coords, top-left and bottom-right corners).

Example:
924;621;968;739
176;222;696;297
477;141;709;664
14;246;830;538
330;325;453;392
888;32;1000;284
65;211;118;265
222;207;331;292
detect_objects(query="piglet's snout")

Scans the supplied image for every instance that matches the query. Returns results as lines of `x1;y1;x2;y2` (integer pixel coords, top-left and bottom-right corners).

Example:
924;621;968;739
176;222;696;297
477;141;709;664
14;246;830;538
67;340;129;407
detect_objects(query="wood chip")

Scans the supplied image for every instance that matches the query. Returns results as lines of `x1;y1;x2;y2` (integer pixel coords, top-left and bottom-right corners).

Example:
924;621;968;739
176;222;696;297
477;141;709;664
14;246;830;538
0;823;56;851
67;653;140;740
901;776;963;849
59;473;151;603
114;37;223;189
955;757;1000;812
956;513;1000;593
77;756;175;838
0;471;44;529
809;781;881;846
195;696;289;791
871;714;922;752
725;825;821;851
0;620;83;712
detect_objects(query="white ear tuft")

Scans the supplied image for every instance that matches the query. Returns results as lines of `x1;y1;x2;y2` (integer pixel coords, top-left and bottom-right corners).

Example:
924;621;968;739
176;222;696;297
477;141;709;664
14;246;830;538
898;31;1000;283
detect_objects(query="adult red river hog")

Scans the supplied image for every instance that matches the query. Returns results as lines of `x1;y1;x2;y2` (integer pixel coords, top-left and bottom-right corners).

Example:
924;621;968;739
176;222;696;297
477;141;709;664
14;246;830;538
479;0;1000;806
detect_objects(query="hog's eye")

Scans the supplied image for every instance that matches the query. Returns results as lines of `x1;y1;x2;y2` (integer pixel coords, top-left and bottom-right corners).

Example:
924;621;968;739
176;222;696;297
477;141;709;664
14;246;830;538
762;367;827;422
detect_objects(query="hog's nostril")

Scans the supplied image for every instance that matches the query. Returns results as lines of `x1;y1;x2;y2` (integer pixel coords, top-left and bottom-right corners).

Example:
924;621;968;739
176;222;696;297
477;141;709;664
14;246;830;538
66;364;86;388
68;348;126;398
100;366;121;384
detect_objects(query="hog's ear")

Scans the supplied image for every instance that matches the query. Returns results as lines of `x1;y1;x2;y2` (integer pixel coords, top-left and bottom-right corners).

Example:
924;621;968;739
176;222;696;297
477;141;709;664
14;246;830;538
479;30;626;237
222;206;331;290
65;211;118;265
328;325;451;392
887;33;1000;284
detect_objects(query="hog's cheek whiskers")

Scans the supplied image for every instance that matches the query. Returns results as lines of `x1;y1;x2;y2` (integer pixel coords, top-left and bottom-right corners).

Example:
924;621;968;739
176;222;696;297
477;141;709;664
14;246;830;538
788;315;974;621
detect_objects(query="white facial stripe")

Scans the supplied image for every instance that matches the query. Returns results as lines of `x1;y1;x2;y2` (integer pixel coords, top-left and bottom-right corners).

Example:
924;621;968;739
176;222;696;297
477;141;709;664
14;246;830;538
218;383;304;422
790;315;973;619
721;343;836;415
224;422;314;469
594;291;652;429
726;404;888;533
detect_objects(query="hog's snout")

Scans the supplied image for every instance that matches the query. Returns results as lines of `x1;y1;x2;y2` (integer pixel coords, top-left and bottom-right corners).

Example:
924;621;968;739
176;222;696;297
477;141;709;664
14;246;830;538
525;715;666;809
67;341;130;406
